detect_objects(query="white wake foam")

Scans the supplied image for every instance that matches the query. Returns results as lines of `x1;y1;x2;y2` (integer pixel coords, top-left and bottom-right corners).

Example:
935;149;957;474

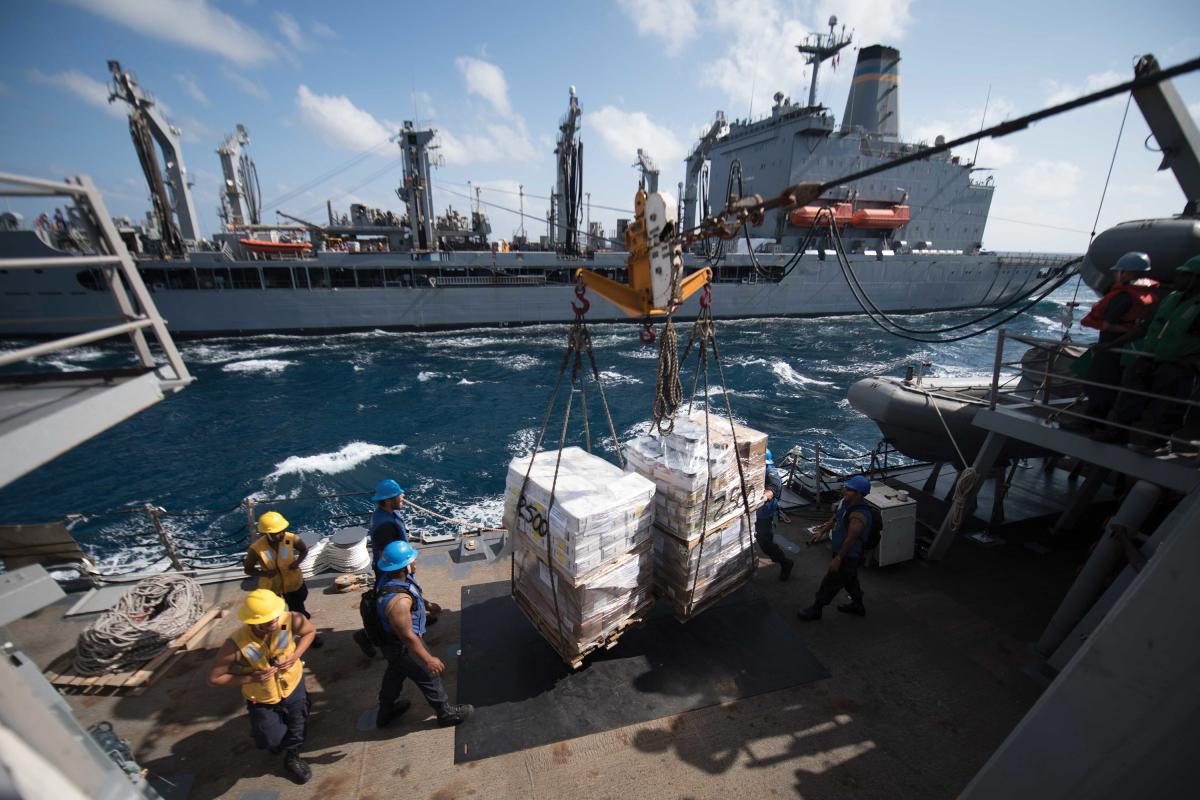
599;370;641;385
770;360;836;389
223;359;296;374
417;371;441;381
269;442;408;478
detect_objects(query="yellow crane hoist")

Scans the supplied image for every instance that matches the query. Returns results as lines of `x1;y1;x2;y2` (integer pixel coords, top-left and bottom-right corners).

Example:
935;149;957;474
575;188;711;317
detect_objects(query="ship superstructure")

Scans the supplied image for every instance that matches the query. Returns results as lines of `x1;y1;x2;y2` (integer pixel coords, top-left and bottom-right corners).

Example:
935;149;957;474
0;40;1070;337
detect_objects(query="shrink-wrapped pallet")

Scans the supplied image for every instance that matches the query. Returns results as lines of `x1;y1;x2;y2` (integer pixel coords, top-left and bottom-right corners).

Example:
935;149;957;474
653;513;754;616
512;534;654;665
504;447;655;579
504;447;657;666
624;411;768;617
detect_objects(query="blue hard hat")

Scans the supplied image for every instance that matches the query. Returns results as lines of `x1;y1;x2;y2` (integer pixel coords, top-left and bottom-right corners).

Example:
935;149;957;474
844;475;871;495
371;479;405;503
377;540;418;572
765;449;774;465
1111;251;1151;273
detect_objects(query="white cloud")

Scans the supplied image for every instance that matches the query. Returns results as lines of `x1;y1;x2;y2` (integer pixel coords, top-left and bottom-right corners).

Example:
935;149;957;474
311;21;337;39
910;97;1018;167
27;69;125;119
455;56;513;118
617;0;699;57
698;0;912;117
175;73;209;106
222;67;269;99
412;90;437;120
1011;159;1082;202
274;11;308;51
295;84;394;151
435;130;502;166
588;105;687;165
1043;70;1125;106
66;0;276;66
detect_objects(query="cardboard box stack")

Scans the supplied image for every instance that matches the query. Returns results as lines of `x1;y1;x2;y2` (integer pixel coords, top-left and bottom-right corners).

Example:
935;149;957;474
625;411;769;618
504;447;656;666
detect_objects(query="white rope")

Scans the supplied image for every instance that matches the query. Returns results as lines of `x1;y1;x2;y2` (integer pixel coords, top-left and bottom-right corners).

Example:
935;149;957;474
317;536;372;573
921;387;979;532
74;574;204;676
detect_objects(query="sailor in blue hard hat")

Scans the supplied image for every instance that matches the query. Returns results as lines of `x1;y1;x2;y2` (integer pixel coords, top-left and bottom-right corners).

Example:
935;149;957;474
354;478;412;657
370;540;472;730
797;475;874;621
755;449;795;581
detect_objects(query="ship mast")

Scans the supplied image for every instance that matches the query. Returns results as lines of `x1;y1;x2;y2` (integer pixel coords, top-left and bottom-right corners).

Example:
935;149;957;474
796;16;852;108
216;124;261;228
552;87;583;253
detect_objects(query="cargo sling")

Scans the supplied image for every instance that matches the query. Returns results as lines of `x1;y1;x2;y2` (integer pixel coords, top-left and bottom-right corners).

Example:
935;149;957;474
512;280;624;649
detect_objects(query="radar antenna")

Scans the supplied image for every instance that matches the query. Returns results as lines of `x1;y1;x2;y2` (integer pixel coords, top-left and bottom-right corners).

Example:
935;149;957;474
796;16;853;108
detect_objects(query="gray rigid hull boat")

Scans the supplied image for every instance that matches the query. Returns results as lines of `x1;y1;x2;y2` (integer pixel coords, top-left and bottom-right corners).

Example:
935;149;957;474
847;375;1051;464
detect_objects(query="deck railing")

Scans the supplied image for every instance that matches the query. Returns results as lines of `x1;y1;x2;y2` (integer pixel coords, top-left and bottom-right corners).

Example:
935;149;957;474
989;329;1200;451
0;172;192;389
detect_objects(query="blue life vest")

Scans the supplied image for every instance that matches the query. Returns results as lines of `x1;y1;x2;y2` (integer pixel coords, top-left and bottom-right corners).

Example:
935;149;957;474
831;501;872;560
369;507;409;560
377;575;426;639
757;467;783;524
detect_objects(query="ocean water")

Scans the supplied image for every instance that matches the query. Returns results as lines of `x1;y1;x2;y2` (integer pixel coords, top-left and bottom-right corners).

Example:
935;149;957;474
0;285;1092;573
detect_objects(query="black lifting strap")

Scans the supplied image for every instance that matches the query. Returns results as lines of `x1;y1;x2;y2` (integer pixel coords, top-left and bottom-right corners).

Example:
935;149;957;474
679;288;758;617
511;283;623;648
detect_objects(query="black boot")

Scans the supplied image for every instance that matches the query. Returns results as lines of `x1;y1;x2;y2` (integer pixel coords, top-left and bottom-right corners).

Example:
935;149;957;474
437;703;474;727
283;751;311;784
353;629;377;658
837;601;866;616
779;559;794;582
796;605;822;621
376;697;412;728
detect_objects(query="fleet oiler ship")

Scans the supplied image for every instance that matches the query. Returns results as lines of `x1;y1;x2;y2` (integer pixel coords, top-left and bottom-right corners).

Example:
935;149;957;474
0;24;1072;337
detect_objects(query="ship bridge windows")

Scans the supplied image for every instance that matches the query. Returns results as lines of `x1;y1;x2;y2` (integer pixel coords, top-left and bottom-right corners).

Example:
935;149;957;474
197;268;229;290
263;268;294;289
292;267;309;289
384;268;412;288
229;267;263;289
329;267;356;288
356;267;384;288
168;269;197;290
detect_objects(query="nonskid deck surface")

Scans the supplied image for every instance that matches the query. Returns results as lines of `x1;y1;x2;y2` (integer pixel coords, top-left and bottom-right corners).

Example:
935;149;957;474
11;515;1082;799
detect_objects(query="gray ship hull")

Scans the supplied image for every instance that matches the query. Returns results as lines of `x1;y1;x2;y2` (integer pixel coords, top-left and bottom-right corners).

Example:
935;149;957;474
0;245;1054;336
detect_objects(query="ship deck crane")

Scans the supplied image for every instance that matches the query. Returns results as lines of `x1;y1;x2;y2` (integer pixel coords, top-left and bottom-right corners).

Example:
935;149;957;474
107;60;200;256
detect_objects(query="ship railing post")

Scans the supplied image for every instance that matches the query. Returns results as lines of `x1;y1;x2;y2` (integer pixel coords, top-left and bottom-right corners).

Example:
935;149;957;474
990;329;1006;409
245;497;257;540
147;503;185;571
814;443;823;510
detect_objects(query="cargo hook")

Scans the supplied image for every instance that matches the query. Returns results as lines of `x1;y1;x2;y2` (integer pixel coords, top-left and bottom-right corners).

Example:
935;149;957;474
639;321;656;345
571;282;590;316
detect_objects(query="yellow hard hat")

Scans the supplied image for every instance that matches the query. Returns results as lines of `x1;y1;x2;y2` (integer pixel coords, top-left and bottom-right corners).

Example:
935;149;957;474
238;589;287;625
257;511;289;534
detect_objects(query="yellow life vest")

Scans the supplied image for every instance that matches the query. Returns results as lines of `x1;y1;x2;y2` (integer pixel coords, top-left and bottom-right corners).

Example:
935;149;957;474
249;532;304;594
232;615;305;704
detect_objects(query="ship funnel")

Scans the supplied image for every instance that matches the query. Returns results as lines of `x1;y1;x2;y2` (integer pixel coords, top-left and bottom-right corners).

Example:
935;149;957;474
842;45;901;139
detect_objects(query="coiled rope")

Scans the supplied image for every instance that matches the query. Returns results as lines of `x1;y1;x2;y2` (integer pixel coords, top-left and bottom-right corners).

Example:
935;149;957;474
652;318;682;433
74;574;204;676
919;385;979;533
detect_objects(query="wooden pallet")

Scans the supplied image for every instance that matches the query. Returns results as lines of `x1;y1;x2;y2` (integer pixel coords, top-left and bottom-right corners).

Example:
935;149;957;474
512;587;655;670
44;607;226;696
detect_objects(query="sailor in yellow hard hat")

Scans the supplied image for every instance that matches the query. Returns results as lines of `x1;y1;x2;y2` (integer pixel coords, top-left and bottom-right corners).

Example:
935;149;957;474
207;589;317;784
243;511;323;647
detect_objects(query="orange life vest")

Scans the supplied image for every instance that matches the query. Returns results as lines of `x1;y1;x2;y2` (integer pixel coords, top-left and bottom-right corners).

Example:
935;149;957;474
232;615;304;704
1081;282;1158;331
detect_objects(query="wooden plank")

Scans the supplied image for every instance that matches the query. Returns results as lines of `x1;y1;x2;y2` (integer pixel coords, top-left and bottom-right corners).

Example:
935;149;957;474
43;606;225;692
125;608;223;687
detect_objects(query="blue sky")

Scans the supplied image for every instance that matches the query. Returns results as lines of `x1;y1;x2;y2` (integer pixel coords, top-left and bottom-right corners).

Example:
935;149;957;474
1;0;1197;253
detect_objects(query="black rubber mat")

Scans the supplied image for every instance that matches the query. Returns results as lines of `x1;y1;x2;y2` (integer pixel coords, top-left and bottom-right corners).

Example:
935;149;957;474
454;580;829;762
